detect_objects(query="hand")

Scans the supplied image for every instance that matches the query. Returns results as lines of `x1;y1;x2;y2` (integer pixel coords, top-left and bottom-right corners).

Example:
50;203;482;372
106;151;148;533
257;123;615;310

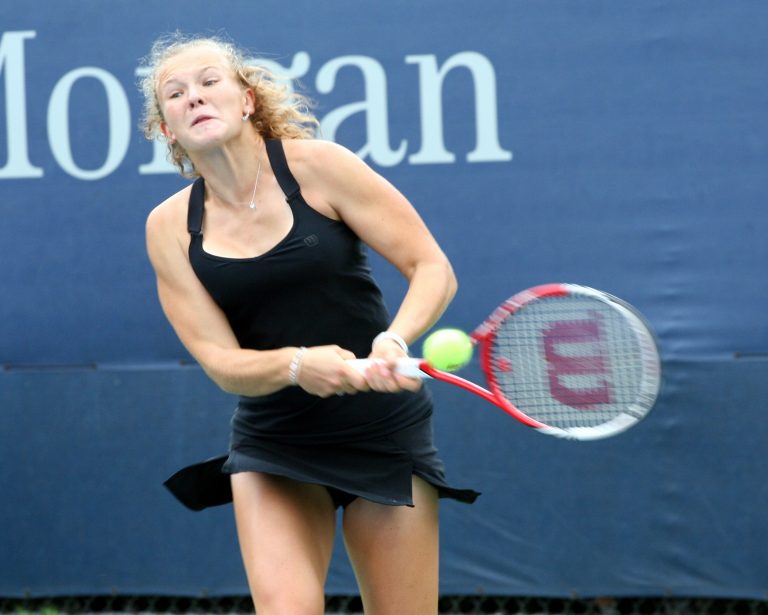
363;338;423;393
294;345;370;398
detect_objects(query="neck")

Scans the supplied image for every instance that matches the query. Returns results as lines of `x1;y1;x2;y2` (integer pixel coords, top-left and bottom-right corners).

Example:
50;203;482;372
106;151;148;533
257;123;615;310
194;134;266;208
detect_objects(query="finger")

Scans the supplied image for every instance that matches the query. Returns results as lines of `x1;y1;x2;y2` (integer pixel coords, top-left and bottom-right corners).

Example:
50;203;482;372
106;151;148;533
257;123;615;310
336;347;357;362
394;373;423;392
368;362;403;393
373;349;406;367
342;364;370;392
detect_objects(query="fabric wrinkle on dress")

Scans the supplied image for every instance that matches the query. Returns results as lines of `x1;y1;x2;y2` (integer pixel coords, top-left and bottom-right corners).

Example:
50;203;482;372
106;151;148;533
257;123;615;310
163;139;480;511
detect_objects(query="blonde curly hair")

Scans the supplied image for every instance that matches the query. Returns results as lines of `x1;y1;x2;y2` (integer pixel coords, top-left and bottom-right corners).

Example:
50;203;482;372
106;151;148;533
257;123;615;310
139;32;318;177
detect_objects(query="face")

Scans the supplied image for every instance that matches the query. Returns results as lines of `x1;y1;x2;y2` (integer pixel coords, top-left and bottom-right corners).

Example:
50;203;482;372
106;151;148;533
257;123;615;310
157;45;252;151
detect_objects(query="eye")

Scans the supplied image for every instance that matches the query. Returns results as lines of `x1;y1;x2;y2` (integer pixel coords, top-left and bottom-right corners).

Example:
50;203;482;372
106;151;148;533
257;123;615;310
203;78;218;86
168;91;182;99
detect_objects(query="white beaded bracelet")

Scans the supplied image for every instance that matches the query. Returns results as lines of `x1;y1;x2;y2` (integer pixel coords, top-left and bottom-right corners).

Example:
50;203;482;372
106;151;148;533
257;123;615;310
371;331;409;355
288;346;307;385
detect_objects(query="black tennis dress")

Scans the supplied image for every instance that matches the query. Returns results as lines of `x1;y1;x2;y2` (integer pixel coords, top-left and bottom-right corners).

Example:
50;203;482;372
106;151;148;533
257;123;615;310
163;139;480;511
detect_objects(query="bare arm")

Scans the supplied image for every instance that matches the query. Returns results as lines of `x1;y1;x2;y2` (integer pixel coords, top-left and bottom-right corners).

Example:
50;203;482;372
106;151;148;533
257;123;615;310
286;140;458;387
145;193;367;397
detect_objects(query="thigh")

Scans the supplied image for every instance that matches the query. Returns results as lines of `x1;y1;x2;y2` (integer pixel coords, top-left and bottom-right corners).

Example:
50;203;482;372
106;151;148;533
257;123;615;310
230;472;337;615
341;475;440;615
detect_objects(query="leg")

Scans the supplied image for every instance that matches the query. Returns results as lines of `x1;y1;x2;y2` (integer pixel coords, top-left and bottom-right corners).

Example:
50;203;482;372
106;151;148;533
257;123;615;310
342;476;440;615
231;472;337;615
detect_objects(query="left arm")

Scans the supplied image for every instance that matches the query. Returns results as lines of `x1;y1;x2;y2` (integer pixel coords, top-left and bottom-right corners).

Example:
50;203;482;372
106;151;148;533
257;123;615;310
287;140;457;389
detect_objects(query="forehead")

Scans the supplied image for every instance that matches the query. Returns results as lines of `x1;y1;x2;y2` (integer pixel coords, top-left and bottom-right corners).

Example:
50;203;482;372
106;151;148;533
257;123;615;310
158;45;234;85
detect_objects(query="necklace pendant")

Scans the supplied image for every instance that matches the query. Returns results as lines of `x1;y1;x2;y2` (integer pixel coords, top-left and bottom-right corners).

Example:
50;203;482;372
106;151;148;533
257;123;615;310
249;202;256;209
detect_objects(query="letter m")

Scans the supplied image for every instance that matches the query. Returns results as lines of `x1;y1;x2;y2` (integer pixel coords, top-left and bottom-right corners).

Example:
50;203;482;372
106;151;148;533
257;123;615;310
0;31;43;178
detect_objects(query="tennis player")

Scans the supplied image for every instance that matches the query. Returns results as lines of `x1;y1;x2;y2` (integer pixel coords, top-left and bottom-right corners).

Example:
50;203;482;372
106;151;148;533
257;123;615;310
140;33;479;615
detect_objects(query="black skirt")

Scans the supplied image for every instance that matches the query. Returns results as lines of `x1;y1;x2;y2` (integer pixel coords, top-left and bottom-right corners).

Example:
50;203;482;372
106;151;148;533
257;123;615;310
164;388;480;511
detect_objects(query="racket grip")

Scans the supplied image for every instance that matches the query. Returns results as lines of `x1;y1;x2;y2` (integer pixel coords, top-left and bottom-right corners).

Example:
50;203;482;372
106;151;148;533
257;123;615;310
347;357;429;379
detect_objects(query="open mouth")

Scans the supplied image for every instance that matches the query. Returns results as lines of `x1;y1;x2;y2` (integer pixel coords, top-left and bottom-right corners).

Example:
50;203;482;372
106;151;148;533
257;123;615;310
192;115;214;126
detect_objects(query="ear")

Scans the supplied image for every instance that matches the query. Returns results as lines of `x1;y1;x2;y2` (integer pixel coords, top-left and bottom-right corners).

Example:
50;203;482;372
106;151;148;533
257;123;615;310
243;88;256;116
159;121;176;144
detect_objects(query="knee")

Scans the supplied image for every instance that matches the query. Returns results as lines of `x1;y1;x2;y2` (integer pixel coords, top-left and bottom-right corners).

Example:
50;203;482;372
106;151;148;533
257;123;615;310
251;585;325;615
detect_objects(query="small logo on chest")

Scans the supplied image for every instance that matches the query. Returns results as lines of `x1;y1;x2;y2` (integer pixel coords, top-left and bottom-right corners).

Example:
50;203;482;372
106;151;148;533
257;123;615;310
303;234;320;247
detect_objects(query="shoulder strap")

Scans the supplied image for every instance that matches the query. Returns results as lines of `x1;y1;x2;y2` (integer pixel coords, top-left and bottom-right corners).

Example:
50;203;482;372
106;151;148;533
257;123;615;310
265;139;301;202
187;177;205;235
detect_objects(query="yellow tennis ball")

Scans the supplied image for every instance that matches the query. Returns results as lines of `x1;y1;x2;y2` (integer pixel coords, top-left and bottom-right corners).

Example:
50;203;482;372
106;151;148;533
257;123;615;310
422;328;473;372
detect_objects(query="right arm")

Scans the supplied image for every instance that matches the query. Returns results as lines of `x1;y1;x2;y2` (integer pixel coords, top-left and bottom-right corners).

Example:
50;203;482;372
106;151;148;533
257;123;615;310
145;193;366;397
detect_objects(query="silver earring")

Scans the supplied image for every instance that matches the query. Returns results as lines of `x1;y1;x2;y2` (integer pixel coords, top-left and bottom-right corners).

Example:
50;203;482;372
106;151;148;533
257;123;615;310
242;112;250;122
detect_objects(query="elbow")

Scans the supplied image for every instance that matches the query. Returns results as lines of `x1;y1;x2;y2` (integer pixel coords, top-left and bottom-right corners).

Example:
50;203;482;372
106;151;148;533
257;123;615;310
449;267;458;300
416;255;456;305
215;378;240;396
444;258;458;303
197;348;246;395
206;367;267;397
200;363;238;395
200;353;284;398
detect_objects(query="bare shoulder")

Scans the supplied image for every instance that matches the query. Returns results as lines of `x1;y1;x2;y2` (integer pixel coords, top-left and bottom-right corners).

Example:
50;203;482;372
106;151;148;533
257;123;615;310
145;184;193;264
146;184;192;237
282;138;366;183
282;138;352;166
280;139;370;218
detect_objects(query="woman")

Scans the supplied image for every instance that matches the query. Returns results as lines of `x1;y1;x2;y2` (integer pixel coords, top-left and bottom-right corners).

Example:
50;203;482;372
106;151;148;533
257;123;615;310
140;33;478;615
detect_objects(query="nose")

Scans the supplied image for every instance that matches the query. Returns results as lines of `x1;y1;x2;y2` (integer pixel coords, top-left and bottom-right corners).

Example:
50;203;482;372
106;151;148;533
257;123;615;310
186;86;205;108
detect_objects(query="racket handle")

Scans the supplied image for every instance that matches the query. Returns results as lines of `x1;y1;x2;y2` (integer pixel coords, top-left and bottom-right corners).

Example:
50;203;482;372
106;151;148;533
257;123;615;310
347;357;430;379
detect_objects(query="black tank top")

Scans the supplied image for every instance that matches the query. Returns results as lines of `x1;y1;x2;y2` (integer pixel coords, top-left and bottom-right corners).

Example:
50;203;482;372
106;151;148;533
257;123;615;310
186;139;431;441
187;139;390;358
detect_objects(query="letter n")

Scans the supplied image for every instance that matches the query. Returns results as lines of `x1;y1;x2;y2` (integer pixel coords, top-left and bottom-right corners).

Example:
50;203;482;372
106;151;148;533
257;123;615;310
406;52;512;164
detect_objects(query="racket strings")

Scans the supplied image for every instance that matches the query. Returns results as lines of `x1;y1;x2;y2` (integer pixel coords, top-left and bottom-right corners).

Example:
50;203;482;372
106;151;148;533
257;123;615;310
489;295;655;430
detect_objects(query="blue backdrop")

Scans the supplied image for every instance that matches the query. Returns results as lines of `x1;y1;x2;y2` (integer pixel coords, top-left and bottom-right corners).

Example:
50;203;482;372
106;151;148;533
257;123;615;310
1;0;767;600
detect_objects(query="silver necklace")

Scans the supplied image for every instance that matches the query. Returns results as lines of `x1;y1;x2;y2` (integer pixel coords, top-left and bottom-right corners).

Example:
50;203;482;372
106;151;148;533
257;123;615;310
247;161;262;209
212;161;262;210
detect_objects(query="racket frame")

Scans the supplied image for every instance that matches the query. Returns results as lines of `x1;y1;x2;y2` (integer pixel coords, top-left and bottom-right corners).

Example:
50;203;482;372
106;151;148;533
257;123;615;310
350;283;661;441
472;283;661;439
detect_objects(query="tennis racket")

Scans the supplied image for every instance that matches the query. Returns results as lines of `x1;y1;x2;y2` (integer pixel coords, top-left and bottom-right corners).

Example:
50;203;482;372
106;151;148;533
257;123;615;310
351;283;661;440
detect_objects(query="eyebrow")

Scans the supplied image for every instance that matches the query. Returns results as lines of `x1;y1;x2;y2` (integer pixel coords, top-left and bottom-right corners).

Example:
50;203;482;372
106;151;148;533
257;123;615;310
160;65;222;91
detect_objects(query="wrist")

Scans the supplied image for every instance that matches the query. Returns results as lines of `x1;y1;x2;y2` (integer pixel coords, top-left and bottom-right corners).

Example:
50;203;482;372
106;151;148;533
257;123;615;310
288;346;307;385
372;331;409;355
